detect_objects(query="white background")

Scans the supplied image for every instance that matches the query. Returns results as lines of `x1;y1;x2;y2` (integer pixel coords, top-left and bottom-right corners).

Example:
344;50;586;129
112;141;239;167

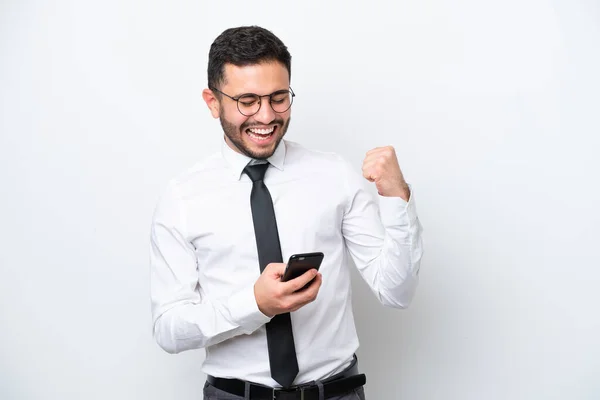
1;1;599;399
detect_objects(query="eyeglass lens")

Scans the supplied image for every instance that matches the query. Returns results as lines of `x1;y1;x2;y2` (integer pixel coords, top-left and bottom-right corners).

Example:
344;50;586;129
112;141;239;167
237;90;293;116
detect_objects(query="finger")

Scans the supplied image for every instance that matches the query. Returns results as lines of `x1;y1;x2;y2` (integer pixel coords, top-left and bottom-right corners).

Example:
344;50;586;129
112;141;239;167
366;146;396;163
366;147;386;156
306;272;322;294
289;273;322;305
363;155;388;171
365;148;394;163
361;159;379;173
362;158;380;173
365;151;383;162
282;268;319;293
264;262;287;278
362;164;383;182
362;170;376;182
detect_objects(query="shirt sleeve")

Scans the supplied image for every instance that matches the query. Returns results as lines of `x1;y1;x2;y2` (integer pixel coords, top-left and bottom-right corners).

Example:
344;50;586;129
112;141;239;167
340;158;424;308
149;181;271;354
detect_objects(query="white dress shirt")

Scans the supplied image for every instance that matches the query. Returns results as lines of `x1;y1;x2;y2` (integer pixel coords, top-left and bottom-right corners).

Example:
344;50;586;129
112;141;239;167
150;139;423;387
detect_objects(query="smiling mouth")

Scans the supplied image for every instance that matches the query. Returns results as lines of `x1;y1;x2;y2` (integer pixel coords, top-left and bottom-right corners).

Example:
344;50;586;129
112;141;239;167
246;126;276;141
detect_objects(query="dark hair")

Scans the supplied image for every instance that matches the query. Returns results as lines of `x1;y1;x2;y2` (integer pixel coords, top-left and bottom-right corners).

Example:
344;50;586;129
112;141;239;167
207;26;292;90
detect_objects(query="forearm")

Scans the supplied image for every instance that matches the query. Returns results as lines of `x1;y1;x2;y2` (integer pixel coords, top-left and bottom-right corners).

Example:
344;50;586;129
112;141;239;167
152;284;270;353
373;193;423;307
366;234;422;308
150;191;271;353
344;186;423;308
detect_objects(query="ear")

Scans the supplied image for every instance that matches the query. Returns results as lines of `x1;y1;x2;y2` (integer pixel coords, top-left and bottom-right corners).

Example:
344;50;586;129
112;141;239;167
202;88;220;119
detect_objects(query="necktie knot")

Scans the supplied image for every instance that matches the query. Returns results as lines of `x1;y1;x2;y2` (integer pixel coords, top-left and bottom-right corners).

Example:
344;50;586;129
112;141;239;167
244;163;269;182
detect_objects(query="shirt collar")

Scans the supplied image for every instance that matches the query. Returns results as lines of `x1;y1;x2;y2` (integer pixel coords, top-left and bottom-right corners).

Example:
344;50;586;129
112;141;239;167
221;138;287;180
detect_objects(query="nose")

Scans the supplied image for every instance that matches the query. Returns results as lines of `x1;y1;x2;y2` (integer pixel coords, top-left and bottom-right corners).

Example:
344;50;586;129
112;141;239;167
253;97;276;124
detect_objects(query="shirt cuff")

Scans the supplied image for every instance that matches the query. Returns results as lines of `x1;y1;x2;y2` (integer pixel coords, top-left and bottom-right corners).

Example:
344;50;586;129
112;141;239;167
378;184;419;228
227;284;272;334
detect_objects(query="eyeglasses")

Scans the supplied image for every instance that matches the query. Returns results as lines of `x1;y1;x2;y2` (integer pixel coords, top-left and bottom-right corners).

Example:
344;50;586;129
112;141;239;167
210;87;295;116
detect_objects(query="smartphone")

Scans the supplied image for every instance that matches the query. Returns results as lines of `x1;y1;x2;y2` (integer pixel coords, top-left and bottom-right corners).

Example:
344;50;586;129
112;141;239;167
281;252;324;283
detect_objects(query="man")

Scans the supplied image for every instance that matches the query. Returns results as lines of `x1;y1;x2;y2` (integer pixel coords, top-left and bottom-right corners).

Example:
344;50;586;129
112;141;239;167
150;26;423;400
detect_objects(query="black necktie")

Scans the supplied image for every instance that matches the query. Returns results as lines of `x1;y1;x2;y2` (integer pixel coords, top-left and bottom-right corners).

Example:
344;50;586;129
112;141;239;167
244;163;299;388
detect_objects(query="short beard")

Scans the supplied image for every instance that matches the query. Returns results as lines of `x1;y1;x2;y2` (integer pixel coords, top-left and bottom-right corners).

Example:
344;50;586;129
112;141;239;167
219;112;290;160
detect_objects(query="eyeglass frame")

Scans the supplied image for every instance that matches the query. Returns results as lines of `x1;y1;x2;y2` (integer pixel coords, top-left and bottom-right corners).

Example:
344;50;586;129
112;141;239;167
209;86;295;116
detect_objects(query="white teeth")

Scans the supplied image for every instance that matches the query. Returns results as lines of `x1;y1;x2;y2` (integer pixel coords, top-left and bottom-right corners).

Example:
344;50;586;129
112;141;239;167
247;131;271;141
248;127;274;135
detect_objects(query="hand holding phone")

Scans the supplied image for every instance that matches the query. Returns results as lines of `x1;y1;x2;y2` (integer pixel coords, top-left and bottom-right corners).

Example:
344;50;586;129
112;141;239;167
254;260;323;317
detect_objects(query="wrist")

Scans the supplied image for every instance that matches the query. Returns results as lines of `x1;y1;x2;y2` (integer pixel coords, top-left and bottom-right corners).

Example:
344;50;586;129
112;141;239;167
254;284;274;318
227;284;272;333
382;184;410;201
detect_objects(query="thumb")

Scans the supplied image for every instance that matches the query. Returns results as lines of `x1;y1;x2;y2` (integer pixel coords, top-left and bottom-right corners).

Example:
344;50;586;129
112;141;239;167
264;262;286;278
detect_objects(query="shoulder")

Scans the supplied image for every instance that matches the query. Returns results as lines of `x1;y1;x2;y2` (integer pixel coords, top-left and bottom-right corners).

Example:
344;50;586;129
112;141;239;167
284;140;351;172
158;151;225;203
282;140;371;206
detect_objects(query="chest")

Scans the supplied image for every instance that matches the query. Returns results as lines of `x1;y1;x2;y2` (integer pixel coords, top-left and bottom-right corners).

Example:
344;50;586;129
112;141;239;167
184;173;347;270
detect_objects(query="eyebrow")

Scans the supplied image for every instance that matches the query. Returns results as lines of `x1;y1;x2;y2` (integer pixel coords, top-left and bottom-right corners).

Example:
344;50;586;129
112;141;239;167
232;88;289;98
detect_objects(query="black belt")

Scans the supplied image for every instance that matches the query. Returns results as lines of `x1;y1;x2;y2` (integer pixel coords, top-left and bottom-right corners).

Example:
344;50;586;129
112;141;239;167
206;357;366;400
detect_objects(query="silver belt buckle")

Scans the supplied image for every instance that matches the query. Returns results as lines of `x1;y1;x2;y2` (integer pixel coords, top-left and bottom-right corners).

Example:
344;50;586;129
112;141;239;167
272;387;282;400
272;386;304;400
